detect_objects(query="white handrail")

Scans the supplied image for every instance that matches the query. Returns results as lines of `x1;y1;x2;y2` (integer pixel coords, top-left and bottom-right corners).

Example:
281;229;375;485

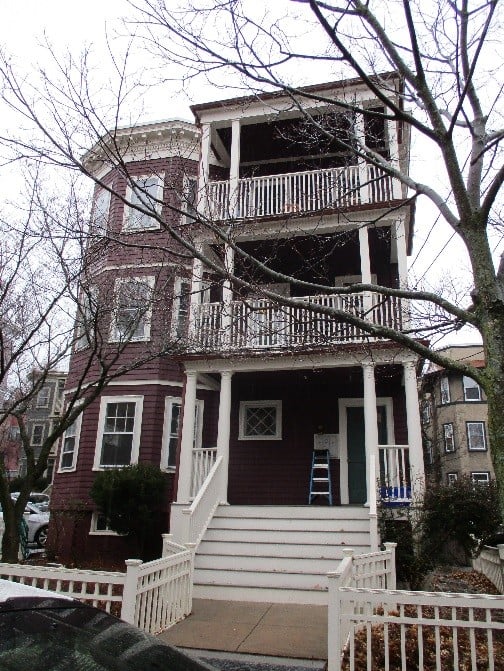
184;455;224;547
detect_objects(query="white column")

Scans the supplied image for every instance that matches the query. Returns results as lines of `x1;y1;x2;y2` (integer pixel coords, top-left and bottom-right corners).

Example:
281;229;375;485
221;244;235;344
188;253;203;341
394;218;408;289
362;363;379;506
354;113;369;204
198;123;211;215
176;371;198;503
216;370;233;503
403;360;425;497
229;118;241;217
387;118;402;199
358;225;373;320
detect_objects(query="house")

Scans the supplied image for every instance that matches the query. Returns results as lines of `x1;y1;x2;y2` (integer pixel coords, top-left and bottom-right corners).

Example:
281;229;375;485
20;370;67;483
51;74;424;603
420;344;492;486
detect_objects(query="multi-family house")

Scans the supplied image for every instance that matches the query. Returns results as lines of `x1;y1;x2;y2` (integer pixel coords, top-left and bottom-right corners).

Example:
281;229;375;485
421;344;492;486
51;74;424;604
20;370;67;483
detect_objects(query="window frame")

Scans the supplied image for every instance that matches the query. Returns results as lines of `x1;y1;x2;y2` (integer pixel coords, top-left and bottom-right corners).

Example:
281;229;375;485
109;276;155;343
89;512;121;536
463;375;482;402
123;174;164;232
75;285;99;351
171;277;192;340
238;400;282;441
160;397;204;471
447;472;458;485
93;395;144;471
58;415;82;473
182;175;198;225
443;422;455;453
440;376;450;405
471;471;490;485
421;401;431;425
31;424;45;447
36;386;51;408
91;187;111;236
466;421;487;451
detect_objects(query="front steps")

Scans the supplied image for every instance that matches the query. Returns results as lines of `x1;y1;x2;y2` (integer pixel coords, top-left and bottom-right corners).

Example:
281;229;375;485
192;505;371;604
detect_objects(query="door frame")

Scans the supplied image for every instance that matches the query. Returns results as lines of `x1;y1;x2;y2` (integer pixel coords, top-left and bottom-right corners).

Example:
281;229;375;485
338;397;394;505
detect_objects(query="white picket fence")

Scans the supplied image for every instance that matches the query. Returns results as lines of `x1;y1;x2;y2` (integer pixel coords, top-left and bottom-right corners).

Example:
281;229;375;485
328;544;504;671
0;534;193;635
473;544;504;593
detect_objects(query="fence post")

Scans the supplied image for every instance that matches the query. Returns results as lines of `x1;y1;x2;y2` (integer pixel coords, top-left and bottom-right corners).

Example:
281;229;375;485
162;533;174;557
383;542;397;590
121;559;143;625
327;549;354;671
498;545;504;592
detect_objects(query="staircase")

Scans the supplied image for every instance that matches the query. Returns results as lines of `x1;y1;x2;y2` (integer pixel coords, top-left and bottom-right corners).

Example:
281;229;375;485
192;505;371;604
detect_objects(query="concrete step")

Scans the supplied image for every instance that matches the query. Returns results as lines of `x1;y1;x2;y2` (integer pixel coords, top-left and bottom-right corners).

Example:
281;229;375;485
192;583;329;605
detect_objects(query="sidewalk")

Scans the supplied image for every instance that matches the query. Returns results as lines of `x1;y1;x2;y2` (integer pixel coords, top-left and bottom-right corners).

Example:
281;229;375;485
157;599;328;661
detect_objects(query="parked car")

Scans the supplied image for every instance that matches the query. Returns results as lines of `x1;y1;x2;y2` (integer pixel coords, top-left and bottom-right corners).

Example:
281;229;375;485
0;579;216;671
11;491;50;512
0;500;50;547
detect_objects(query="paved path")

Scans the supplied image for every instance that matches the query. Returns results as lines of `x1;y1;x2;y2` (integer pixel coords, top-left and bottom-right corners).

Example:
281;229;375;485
157;599;328;661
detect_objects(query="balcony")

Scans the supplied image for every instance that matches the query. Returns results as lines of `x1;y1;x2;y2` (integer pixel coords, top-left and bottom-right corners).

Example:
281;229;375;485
204;164;401;221
190;292;405;352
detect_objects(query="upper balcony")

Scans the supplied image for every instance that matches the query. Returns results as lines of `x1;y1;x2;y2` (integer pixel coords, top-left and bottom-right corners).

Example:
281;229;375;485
203;164;401;222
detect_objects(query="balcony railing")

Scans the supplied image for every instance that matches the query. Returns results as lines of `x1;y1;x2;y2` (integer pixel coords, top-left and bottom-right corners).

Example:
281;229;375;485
190;292;405;351
204;164;400;220
378;444;411;505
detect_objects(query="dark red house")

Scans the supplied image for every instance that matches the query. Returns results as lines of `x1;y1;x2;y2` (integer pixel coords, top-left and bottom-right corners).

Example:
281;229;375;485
51;75;424;603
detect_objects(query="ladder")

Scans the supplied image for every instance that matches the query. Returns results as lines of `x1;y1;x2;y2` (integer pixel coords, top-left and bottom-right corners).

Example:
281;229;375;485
308;448;333;505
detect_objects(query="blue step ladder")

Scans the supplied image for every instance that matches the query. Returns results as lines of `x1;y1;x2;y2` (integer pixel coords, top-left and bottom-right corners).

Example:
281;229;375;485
308;448;333;505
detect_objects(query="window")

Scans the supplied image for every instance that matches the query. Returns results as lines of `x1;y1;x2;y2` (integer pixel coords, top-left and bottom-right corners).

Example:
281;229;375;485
93;396;143;469
53;378;65;414
424;439;433;465
31;424;44;446
75;285;99;350
36;386;50;408
90;513;120;535
463;376;482;401
171;278;192;340
59;416;82;471
466;421;487;451
182;176;198;224
443;423;455;453
421;401;431;425
161;397;204;470
92;188;111;235
110;277;154;342
471;472;490;484
123;175;163;231
239;401;282;441
447;472;458;485
440;376;450;404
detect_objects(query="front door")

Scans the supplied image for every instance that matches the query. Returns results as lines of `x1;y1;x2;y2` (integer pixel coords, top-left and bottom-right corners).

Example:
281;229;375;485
347;405;388;504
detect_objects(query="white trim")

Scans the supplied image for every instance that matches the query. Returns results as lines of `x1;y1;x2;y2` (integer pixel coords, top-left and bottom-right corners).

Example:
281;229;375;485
94;261;192;275
440;376;450;404
443;422;455;452
93;395;144;470
122;174;164;232
171;277;192;339
466;421;487;451
91;187;111;236
31;423;45;446
57;415;82;473
463;375;482;402
161;396;204;471
109;276;155;343
238;400;282;441
62;377;216;396
36;386;51;408
338;397;394;505
471;471;490;484
89;512;121;536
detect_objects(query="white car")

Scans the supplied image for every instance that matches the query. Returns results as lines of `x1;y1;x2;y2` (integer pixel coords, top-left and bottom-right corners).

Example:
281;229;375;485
0;500;50;547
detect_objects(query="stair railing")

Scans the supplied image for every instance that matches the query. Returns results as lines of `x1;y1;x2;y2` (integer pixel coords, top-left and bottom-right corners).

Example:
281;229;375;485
180;455;224;547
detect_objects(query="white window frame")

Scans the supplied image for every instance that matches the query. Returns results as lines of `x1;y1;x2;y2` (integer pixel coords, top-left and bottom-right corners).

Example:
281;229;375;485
123;175;164;231
443;422;455;453
466;421;487;451
89;512;121;536
92;187;111;236
239;400;282;441
93;395;144;471
110;276;155;343
463;375;482;402
421;401;431;425
75;285;99;351
471;471;490;485
440;376;450;404
182;175;198;225
58;415;82;473
36;386;50;408
31;424;45;447
171;277;192;340
424;439;433;465
447;472;458;485
52;378;65;415
160;397;204;471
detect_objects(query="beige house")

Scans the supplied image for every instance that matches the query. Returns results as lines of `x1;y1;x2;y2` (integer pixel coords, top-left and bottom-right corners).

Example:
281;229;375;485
421;345;493;485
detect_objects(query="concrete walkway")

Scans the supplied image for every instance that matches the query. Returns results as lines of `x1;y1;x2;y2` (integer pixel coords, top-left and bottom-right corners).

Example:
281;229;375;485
157;599;328;661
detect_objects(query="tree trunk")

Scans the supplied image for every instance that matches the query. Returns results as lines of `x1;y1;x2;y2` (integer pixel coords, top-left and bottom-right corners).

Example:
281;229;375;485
1;506;20;563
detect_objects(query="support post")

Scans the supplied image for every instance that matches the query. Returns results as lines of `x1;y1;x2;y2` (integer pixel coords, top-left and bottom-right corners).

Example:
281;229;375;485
363;363;379;506
403;360;425;497
229;118;241;217
198;123;211;215
216;370;233;503
177;371;198;503
383;542;397;590
121;559;143;625
358;224;373;320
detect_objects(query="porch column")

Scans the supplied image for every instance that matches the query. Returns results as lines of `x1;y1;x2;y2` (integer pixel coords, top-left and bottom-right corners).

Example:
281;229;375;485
362;362;379;506
387;118;402;199
394;217;410;329
188;252;203;341
229;118;241;217
198;123;211;215
216;370;233;503
176;370;198;503
222;244;235;344
358;224;373;321
403;360;425;497
354;113;369;204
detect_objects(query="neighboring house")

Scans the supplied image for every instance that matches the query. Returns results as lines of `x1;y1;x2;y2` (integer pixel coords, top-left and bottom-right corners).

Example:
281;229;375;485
21;370;67;482
421;344;492;486
51;74;424;603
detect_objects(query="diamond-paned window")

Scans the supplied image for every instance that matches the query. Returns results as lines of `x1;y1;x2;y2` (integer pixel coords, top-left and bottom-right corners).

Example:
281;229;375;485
239;401;282;440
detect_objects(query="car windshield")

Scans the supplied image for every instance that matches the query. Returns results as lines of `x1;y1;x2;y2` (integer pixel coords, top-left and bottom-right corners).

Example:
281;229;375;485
0;598;214;671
